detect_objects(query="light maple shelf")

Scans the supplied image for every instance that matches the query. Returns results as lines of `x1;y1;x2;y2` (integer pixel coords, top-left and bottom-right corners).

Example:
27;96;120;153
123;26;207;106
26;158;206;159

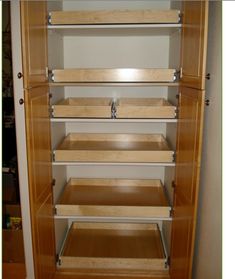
53;133;174;163
55;178;171;218
48;9;181;36
51;68;177;83
58;222;167;271
117;98;176;118
52;98;111;118
49;9;180;25
52;97;176;119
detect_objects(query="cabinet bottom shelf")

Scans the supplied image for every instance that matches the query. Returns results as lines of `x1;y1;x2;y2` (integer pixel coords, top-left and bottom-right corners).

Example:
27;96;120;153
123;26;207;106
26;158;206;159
58;222;168;272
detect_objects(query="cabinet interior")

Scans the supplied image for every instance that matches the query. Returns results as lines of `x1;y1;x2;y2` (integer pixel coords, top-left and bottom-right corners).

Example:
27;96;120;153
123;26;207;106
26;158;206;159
47;0;181;270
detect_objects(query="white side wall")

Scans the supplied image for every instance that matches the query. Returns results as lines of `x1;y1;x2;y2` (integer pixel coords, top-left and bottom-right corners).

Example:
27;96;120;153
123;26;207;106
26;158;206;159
62;0;171;11
10;1;35;278
193;2;222;279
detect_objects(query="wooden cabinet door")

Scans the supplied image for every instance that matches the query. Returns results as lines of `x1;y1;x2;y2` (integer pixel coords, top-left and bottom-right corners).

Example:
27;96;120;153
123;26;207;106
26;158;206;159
20;1;56;278
180;0;209;90
20;0;48;88
24;85;55;279
170;87;205;279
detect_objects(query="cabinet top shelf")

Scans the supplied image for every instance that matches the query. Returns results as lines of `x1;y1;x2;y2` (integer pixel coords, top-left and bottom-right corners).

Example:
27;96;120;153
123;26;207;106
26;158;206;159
48;9;181;25
51;68;177;83
48;9;181;36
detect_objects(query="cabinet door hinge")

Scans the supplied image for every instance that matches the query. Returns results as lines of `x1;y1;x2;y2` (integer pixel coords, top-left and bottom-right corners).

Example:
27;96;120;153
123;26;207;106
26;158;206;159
175;107;179;118
49;107;54;117
51;178;56;187
48;13;52;25
170;208;174;218
178;12;183;23
173;71;177;82
54;207;57;215
56;254;61;266
177;92;182;102
173;152;176;162
51;71;55;82
52;151;55;162
171;181;176;189
45;66;49;80
179;67;183;79
165;256;171;268
49;106;54;117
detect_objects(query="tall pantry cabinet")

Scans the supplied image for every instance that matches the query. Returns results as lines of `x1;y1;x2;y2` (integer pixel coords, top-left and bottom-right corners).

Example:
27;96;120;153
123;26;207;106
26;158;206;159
11;1;208;279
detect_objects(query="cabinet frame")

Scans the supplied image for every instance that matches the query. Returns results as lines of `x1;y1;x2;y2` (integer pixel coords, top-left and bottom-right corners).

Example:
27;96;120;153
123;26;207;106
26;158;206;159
11;0;209;278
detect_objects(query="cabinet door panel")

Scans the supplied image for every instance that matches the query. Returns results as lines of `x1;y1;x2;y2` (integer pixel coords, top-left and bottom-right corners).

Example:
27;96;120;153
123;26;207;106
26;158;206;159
170;87;205;279
170;194;192;279
180;1;208;90
25;86;52;208
24;86;55;279
174;90;203;203
34;194;55;279
20;1;55;278
20;0;48;88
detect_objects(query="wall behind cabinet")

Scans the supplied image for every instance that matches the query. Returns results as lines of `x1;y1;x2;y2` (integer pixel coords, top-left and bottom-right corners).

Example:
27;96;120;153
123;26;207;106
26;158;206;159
62;0;171;11
193;2;222;279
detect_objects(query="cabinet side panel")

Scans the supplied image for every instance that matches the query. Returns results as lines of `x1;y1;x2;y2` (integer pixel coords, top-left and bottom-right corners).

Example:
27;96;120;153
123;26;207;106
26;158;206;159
193;2;222;278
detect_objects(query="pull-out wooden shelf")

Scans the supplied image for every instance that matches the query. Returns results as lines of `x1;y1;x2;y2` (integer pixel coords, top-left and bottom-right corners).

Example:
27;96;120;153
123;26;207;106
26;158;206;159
55;178;171;218
53;133;174;163
51;69;176;83
52;98;176;119
58;222;167;271
49;9;180;25
52;98;112;118
116;98;176;118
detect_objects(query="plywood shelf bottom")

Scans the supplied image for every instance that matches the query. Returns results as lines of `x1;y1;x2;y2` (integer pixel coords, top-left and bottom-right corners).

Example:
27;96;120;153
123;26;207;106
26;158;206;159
58;222;168;272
